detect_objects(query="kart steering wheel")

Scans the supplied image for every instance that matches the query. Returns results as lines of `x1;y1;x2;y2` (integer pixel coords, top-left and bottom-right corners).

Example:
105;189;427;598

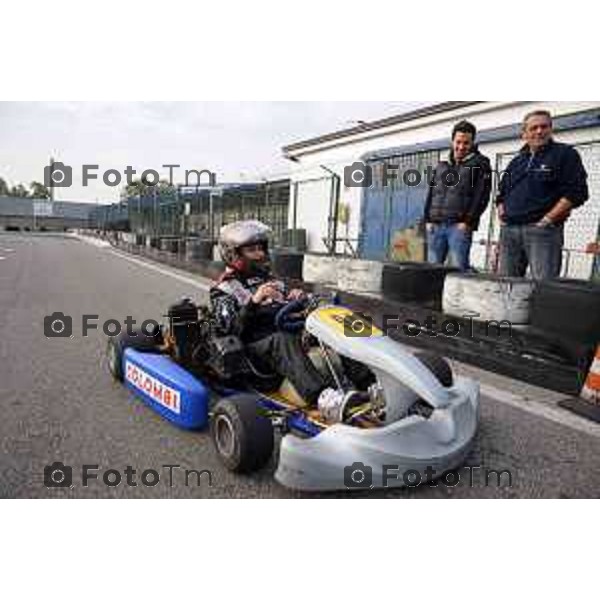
274;298;309;333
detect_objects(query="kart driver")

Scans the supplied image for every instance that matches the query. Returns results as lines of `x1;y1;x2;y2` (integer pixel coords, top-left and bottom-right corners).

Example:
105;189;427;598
210;220;364;416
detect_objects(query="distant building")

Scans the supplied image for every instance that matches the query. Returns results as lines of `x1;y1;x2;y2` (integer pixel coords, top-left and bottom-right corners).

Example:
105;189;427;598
0;196;96;231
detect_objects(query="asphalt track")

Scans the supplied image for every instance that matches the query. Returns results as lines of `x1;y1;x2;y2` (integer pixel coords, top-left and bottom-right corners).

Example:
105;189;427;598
1;233;599;498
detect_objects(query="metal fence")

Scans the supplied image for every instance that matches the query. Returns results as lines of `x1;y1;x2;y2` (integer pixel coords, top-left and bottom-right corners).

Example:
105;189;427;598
93;180;290;245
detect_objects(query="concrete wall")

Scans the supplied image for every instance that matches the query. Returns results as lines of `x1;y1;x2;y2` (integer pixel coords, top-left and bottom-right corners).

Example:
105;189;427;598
0;216;91;231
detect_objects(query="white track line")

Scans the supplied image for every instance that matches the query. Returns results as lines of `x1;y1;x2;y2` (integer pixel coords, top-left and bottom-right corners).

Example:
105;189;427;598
108;247;600;437
109;249;211;292
0;248;14;253
481;384;600;439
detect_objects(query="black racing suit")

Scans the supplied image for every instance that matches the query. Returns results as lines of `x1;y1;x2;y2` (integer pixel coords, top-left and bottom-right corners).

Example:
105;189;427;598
209;267;330;403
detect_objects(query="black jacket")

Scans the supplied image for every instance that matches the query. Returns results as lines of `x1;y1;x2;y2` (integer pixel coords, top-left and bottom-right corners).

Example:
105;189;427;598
497;140;589;225
209;268;288;344
424;149;492;230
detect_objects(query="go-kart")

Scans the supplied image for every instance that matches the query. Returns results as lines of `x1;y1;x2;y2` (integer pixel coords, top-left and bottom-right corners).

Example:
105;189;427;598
106;293;480;491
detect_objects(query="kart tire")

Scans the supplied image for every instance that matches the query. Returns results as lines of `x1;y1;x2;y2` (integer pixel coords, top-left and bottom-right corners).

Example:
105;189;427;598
272;251;304;281
415;351;453;388
339;355;377;391
530;279;600;344
211;394;274;474
106;327;163;381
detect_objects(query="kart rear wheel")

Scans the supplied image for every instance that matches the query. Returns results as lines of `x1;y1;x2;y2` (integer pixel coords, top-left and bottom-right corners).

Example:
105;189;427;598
107;336;123;381
106;328;163;382
211;394;274;474
415;351;453;387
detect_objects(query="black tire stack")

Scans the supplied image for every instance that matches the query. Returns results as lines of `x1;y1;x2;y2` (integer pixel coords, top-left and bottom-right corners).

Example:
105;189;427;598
186;239;214;261
280;229;307;253
205;260;226;281
272;251;304;281
272;229;308;282
382;262;458;308
530;279;600;345
160;238;177;253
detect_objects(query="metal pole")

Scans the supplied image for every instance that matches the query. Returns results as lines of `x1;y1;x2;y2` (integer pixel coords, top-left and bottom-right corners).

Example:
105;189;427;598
292;182;298;231
318;165;340;256
209;192;214;241
331;174;341;256
153;188;157;238
49;157;55;202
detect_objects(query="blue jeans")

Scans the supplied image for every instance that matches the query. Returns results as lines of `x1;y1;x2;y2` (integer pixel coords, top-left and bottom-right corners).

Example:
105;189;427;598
427;223;472;271
498;223;564;280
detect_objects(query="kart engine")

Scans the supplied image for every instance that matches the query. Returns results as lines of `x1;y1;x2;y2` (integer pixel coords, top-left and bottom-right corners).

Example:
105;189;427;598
167;298;201;364
205;335;248;379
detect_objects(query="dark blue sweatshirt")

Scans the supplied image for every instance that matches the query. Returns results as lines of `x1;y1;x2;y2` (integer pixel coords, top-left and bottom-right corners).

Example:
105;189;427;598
497;140;589;225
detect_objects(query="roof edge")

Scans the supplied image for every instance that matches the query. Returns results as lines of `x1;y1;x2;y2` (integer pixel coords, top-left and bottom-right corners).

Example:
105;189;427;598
282;101;483;154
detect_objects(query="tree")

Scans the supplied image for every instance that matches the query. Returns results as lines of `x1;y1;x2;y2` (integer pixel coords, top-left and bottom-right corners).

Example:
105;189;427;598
10;184;29;198
125;178;149;198
0;177;9;196
124;178;176;199
156;179;176;199
30;181;51;199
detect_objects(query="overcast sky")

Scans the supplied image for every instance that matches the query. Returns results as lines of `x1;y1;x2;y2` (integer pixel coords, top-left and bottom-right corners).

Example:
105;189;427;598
0;101;432;203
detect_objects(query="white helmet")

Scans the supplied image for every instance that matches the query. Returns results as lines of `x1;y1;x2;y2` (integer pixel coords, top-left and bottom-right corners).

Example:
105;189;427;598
218;220;271;268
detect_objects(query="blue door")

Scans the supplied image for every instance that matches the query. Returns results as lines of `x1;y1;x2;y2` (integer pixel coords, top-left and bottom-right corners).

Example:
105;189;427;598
360;150;440;261
360;185;387;261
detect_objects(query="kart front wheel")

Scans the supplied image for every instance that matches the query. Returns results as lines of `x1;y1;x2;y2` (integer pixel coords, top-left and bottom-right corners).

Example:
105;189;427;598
415;351;453;387
211;395;274;474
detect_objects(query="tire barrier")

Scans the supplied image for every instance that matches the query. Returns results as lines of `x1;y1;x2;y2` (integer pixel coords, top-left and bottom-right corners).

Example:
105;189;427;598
443;273;535;324
206;260;226;280
530;279;600;344
382;262;457;307
337;259;383;295
280;229;307;252
160;239;178;253
186;239;214;261
272;252;304;281
302;254;338;286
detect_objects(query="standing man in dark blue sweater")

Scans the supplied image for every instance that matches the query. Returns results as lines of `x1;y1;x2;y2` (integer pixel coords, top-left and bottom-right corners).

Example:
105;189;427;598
496;110;589;279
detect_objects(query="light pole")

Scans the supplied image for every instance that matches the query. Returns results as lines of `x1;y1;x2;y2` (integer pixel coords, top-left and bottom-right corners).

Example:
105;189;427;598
319;165;341;256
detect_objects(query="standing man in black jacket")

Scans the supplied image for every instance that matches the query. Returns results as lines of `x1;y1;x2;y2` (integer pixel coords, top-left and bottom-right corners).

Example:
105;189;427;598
496;110;589;279
424;120;492;271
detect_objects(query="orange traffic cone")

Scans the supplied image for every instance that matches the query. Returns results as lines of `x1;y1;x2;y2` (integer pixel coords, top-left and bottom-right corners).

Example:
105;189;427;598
581;345;600;405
